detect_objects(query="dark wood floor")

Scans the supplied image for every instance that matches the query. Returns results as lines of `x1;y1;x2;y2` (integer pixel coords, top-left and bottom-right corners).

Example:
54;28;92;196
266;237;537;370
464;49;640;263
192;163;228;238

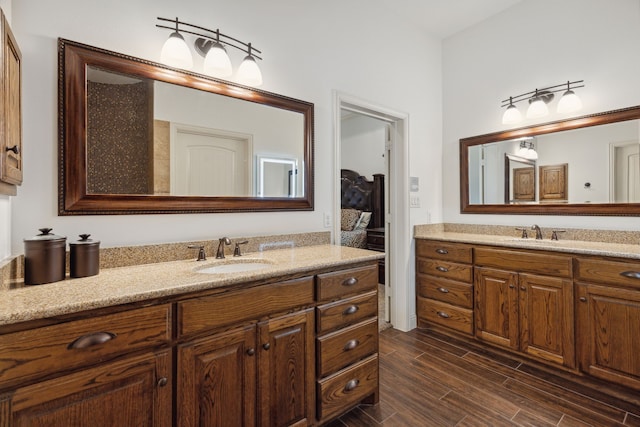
327;327;640;426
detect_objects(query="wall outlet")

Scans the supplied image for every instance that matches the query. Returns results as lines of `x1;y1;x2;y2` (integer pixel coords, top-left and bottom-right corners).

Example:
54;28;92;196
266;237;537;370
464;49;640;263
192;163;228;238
410;196;420;208
323;212;332;228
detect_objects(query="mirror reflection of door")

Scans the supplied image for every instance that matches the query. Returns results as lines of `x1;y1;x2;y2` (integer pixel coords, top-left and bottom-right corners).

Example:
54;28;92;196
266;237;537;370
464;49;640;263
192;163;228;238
513;167;535;201
539;164;568;202
170;125;252;196
611;142;640;202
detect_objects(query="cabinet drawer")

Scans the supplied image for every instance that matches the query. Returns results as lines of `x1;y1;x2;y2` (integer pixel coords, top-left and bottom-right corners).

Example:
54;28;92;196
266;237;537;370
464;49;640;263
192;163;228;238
0;304;171;388
367;233;385;249
576;258;640;290
417;297;473;335
475;247;572;278
178;276;314;337
316;264;378;302
417;259;473;283
316;291;377;334
317;354;378;421
417;275;473;309
317;318;378;378
416;240;473;264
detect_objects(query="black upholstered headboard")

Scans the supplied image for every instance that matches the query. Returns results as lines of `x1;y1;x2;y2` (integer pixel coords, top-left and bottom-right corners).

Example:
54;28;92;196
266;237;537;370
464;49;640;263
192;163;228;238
340;169;385;229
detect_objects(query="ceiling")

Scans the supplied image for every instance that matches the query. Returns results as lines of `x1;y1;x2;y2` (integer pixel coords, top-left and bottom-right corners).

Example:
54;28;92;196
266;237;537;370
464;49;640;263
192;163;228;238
374;0;523;39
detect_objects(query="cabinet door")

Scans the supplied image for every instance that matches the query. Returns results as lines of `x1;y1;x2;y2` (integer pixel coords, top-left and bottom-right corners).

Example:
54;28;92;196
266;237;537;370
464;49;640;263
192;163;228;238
258;308;315;427
519;274;575;368
576;284;640;390
475;267;519;349
0;10;22;188
177;324;257;427
1;351;171;427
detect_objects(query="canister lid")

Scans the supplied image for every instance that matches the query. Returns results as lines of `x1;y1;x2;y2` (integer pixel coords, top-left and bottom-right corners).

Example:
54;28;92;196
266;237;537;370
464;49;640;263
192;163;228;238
24;228;66;242
69;234;100;246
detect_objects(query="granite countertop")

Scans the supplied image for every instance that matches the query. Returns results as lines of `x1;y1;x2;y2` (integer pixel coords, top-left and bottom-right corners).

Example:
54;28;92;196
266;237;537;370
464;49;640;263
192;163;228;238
0;245;383;326
414;230;640;260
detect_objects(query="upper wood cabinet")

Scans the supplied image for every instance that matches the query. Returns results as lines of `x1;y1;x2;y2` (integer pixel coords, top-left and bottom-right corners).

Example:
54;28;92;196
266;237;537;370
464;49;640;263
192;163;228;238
0;9;22;195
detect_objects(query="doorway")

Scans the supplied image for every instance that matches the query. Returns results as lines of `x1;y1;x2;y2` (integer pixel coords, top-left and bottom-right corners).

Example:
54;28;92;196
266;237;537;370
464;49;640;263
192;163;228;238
334;92;411;331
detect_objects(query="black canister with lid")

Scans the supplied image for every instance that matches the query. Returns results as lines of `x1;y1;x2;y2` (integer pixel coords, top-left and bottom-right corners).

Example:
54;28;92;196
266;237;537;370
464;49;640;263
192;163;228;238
24;228;67;285
70;234;100;278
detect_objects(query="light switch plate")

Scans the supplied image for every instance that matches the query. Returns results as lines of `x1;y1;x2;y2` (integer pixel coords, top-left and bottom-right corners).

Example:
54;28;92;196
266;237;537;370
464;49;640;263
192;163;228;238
410;196;420;208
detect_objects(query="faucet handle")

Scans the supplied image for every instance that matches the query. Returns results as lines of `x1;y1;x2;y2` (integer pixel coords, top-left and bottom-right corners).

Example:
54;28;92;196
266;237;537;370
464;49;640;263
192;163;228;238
187;245;207;261
233;240;249;257
551;230;566;241
515;227;528;239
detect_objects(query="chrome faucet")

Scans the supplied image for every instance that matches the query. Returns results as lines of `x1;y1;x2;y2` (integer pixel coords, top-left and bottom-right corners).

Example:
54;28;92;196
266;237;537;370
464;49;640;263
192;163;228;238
531;224;543;240
216;237;231;259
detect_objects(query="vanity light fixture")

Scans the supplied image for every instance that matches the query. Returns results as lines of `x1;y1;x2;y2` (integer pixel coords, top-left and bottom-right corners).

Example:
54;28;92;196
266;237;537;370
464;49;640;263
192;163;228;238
156;17;263;86
501;80;584;124
515;139;538;160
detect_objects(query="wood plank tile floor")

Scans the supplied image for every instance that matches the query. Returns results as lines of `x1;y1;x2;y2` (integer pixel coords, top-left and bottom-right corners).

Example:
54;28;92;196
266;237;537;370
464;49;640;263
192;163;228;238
326;327;640;426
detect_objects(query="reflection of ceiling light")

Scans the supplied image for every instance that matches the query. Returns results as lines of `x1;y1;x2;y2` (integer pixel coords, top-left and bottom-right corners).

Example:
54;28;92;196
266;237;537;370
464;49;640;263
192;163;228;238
501;80;584;124
157;17;263;86
516;140;538;160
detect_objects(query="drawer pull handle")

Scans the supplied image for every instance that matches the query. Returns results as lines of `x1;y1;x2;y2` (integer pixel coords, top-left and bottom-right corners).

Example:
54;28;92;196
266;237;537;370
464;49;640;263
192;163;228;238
436;266;449;273
344;379;360;392
68;331;117;350
436;248;448;255
5;145;19;155
437;287;449;294
157;377;168;387
342;277;358;287
247;348;256;356
263;343;271;350
343;339;360;351
620;271;640;280
579;297;587;302
437;311;450;319
343;305;359;315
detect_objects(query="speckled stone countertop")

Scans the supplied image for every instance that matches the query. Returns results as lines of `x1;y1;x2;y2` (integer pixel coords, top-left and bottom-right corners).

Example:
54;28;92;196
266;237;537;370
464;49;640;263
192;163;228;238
0;245;383;326
414;227;640;260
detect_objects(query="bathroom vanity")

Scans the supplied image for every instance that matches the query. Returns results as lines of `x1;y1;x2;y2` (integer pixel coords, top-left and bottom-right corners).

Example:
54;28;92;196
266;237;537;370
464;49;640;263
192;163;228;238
0;245;381;426
415;232;640;392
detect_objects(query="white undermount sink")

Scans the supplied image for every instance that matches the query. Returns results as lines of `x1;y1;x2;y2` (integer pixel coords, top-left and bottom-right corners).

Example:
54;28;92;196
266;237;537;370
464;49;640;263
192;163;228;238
196;260;272;274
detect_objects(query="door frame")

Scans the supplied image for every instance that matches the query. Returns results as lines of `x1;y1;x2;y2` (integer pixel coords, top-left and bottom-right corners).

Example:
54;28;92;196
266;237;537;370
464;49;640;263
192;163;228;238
334;91;412;331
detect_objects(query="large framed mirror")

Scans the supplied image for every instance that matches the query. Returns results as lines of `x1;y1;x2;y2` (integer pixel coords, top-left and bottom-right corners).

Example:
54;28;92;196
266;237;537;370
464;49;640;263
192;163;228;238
460;105;640;215
59;39;314;215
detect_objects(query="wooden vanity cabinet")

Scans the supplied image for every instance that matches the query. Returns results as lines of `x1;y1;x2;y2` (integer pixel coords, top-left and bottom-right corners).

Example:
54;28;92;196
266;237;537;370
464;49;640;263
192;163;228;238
474;247;575;368
575;257;640;390
416;240;474;335
0;8;22;195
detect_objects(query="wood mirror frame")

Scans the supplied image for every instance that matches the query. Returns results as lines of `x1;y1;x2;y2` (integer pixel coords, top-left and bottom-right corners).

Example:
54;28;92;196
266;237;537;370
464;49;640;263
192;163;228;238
460;105;640;215
58;38;314;215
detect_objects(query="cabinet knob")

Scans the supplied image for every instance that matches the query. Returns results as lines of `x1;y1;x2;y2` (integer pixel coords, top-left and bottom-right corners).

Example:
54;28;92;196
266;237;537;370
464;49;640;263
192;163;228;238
67;331;117;349
620;271;640;280
247;348;256;356
5;145;19;155
579;297;587;302
157;377;168;387
520;286;526;291
435;248;449;255
263;343;270;350
436;266;449;273
437;311;450;319
343;305;359;315
342;277;358;287
344;379;360;392
437;287;449;294
509;284;516;289
343;339;360;351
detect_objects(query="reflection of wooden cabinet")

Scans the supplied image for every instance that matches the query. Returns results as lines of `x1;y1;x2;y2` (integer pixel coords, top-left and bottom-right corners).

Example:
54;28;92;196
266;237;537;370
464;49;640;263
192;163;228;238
474;248;575;368
539;163;568;201
575;257;640;390
0;9;22;195
513;167;535;201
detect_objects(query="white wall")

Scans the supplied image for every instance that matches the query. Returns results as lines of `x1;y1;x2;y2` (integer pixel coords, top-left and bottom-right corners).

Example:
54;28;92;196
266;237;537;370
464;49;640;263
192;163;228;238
341;114;386;179
0;0;11;261
443;0;640;230
10;0;442;251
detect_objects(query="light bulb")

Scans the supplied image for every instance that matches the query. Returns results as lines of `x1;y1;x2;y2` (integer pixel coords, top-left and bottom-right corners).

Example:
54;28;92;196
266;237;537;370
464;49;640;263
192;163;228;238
502;104;522;124
237;55;263;86
557;90;582;114
203;42;232;77
160;32;193;70
526;97;548;119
